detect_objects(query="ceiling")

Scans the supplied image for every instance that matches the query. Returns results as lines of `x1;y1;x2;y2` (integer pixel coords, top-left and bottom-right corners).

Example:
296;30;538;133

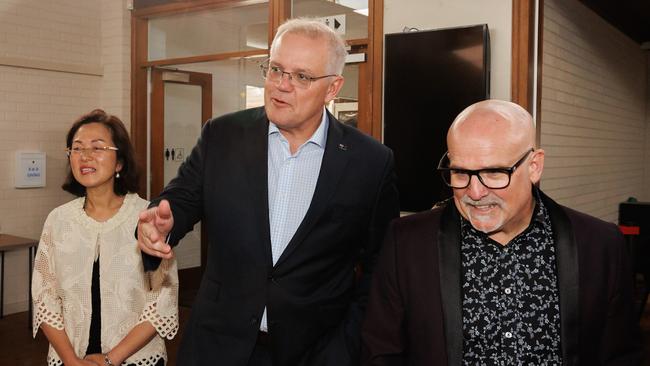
578;0;650;46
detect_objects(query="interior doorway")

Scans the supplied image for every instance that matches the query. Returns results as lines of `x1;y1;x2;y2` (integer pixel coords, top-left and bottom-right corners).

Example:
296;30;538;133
150;68;212;306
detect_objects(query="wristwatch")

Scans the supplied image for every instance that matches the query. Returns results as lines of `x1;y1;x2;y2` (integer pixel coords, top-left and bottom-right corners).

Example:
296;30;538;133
103;353;114;366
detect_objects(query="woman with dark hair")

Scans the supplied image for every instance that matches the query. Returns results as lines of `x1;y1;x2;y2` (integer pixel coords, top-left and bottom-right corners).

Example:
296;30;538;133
32;109;178;366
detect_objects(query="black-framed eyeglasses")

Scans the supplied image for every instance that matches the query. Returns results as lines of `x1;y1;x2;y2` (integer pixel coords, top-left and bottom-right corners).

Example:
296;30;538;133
65;146;118;158
260;60;338;89
437;148;535;189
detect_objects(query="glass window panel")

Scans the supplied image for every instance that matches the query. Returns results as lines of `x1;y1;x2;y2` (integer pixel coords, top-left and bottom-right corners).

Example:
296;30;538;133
291;0;368;40
148;3;269;61
163;56;267;117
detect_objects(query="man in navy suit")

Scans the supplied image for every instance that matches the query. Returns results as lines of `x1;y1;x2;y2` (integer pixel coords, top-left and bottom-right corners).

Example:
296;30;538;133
137;18;399;366
362;100;640;365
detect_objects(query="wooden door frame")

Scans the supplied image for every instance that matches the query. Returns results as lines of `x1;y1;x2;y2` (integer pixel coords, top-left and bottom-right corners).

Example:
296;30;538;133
511;0;543;145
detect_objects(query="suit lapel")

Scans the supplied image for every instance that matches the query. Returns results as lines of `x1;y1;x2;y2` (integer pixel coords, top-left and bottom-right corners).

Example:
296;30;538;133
438;201;463;366
244;108;273;268
541;191;579;363
274;113;350;268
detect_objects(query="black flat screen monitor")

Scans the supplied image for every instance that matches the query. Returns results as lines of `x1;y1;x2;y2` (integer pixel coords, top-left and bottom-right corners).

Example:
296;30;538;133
384;24;490;212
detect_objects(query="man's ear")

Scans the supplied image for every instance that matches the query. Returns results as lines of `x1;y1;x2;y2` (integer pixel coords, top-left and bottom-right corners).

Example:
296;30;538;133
324;76;345;104
528;148;545;184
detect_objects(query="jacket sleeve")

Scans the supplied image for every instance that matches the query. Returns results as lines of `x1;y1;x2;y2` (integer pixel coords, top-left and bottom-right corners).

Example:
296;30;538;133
361;220;406;366
32;212;65;338
137;257;180;340
303;149;400;366
600;224;642;365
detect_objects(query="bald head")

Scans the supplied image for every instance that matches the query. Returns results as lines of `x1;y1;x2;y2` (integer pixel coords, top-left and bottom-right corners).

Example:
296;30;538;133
447;100;535;155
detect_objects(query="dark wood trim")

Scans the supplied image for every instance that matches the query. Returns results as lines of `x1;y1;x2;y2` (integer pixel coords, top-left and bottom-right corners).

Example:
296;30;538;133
347;38;370;47
369;0;384;140
133;0;266;18
278;0;291;27
143;49;268;68
269;0;291;46
535;0;544;147
511;0;536;114
268;0;277;47
131;16;149;199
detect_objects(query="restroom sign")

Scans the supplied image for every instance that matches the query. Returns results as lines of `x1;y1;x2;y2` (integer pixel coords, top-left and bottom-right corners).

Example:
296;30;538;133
317;14;346;35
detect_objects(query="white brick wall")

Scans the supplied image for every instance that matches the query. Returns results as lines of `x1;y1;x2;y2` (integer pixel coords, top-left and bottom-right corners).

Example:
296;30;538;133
0;0;101;67
540;0;648;222
0;0;131;314
100;0;131;128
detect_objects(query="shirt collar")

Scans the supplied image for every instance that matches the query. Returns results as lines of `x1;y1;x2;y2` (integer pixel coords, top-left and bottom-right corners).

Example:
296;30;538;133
531;187;547;226
268;107;329;149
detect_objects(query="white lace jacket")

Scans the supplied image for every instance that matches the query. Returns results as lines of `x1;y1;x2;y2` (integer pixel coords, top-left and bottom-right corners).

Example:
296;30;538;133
32;193;179;366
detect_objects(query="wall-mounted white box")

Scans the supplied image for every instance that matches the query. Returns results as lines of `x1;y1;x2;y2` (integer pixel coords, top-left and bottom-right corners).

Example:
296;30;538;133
15;151;46;188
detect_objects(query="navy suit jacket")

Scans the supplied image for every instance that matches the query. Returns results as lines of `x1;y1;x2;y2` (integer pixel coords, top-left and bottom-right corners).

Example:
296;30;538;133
144;107;400;366
362;190;640;365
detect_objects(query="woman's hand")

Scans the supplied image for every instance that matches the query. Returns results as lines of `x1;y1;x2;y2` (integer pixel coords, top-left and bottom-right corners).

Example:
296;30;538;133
82;353;105;365
64;356;99;366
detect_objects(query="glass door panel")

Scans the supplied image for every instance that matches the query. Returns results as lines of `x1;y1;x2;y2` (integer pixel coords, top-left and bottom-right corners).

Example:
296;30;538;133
164;56;267;117
164;83;203;270
148;3;269;60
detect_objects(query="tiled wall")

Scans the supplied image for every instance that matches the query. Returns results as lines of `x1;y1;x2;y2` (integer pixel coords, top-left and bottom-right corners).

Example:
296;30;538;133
0;0;131;314
540;0;649;221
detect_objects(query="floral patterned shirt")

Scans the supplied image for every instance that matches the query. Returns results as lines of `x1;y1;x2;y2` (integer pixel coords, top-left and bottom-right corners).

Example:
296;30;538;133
460;194;562;365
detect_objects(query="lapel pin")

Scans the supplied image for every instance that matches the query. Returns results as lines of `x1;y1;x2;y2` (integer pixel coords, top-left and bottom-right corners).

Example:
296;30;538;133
338;143;348;151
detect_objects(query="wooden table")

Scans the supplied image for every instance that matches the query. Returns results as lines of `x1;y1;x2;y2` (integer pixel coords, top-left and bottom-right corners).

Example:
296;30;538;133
0;234;38;326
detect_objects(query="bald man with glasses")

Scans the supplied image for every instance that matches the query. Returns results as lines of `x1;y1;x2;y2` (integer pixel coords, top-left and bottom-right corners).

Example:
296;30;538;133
362;100;640;365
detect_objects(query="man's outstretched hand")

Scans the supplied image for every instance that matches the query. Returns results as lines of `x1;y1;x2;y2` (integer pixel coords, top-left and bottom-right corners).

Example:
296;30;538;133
137;199;175;259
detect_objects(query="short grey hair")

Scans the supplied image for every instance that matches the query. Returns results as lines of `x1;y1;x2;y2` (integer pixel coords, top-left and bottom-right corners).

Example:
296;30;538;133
270;18;348;75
